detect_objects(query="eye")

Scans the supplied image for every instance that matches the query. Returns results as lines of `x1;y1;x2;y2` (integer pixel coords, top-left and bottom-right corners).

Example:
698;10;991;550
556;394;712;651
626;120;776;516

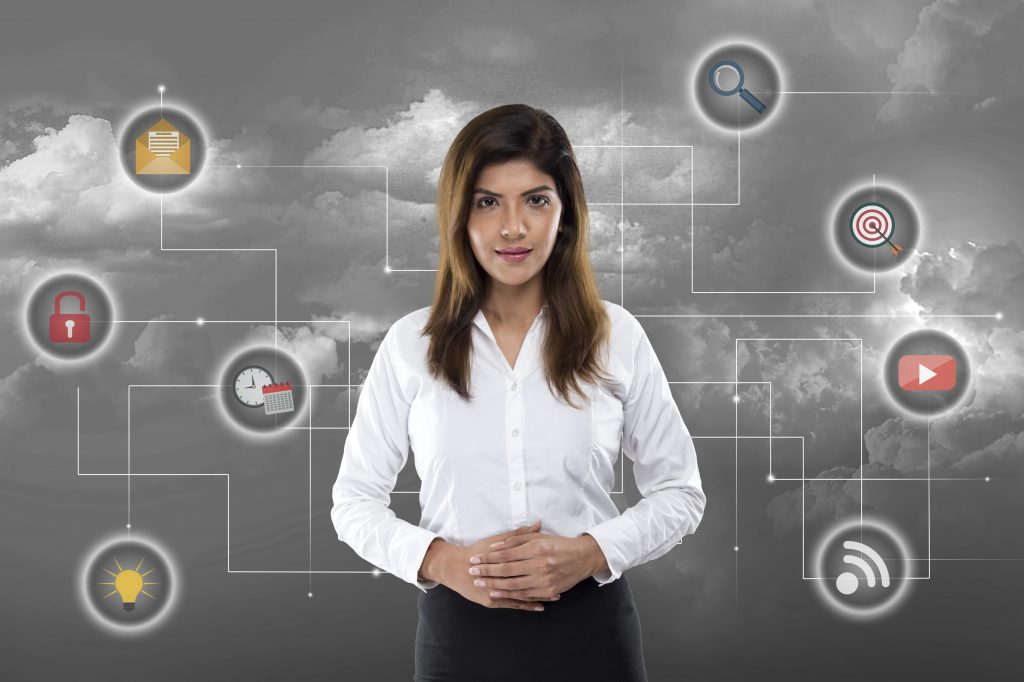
476;196;497;208
527;195;550;207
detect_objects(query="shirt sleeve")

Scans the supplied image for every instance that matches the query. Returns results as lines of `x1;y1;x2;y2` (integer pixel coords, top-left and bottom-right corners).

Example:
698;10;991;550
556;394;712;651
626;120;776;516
330;324;441;593
583;317;706;585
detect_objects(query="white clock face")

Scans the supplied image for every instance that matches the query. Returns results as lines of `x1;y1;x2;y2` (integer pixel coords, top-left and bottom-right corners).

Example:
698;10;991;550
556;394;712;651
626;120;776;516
234;366;274;408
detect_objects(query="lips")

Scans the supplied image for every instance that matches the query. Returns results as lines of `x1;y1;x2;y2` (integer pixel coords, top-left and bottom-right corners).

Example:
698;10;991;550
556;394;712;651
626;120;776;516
496;247;532;263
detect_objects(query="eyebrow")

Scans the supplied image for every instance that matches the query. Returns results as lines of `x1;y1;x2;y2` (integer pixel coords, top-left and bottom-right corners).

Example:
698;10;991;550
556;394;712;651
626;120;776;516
472;184;556;198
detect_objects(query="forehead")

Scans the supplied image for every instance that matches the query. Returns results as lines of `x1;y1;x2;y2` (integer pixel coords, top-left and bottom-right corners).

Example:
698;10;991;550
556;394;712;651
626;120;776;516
475;159;555;190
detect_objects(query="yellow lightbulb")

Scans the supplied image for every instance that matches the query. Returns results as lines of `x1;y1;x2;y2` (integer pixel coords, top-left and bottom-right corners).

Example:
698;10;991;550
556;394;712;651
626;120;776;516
100;558;158;612
114;569;144;611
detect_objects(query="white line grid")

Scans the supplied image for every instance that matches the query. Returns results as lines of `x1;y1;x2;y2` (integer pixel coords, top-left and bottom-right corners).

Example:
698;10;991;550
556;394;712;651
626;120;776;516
732;338;950;589
68;77;1006;608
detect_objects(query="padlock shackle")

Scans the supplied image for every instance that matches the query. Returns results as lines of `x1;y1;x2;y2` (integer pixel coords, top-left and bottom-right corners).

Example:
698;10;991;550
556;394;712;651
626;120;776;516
54;291;87;314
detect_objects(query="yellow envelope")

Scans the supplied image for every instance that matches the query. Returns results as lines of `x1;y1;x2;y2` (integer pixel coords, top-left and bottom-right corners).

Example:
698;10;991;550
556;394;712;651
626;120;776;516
135;118;191;175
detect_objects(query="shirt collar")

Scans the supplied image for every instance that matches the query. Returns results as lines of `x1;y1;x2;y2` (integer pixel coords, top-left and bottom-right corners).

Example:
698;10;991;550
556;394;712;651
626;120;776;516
473;304;549;342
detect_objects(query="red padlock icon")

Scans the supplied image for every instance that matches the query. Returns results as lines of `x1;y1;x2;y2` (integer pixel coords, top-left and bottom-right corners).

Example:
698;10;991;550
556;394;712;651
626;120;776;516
48;291;91;344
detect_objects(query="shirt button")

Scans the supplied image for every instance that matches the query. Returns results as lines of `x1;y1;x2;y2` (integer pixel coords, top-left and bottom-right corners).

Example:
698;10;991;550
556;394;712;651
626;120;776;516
511;382;517;391
511;429;519;437
513;481;523;491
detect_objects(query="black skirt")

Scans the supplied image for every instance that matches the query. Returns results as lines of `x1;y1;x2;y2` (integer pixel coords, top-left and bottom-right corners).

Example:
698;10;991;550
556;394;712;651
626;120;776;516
414;575;648;682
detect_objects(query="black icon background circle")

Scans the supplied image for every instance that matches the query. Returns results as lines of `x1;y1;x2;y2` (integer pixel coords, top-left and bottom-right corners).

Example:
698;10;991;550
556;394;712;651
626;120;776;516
833;185;920;272
883;329;971;417
25;273;114;361
219;346;308;435
81;536;175;632
118;106;206;194
693;43;783;133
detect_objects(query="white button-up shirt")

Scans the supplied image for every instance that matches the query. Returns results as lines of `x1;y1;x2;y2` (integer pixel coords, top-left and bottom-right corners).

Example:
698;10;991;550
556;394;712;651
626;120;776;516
331;300;705;592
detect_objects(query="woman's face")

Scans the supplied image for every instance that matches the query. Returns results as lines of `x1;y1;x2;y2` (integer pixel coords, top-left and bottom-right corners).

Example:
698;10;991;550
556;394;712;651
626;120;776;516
466;159;563;292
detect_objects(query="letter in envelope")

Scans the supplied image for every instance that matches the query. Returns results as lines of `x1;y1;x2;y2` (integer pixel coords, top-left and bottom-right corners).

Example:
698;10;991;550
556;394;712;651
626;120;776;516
135;119;191;175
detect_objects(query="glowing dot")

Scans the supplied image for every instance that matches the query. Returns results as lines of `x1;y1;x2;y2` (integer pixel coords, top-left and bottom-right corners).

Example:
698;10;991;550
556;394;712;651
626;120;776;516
196;317;205;326
157;84;166;93
236;163;242;169
985;476;991;482
995;312;1003;320
767;474;774;483
836;572;859;595
732;395;740;404
372;569;381;576
307;592;313;598
126;523;132;529
384;266;391;274
733;545;739;552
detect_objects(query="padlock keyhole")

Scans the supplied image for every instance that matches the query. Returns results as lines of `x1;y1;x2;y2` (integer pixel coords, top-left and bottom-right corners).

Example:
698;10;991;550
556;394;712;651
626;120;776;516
65;319;75;338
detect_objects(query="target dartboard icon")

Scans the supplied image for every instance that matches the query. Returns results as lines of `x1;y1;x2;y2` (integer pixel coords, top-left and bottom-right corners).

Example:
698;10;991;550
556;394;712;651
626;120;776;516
850;202;903;256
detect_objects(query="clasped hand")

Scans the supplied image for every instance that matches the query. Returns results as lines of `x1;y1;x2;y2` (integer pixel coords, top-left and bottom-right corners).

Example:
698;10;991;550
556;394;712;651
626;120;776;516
423;520;608;611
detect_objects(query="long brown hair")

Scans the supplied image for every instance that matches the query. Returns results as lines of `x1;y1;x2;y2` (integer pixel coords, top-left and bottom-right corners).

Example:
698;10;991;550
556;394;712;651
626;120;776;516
420;103;611;408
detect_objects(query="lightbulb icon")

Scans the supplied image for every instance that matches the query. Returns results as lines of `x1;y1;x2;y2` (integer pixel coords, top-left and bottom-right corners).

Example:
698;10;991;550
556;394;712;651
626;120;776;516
100;558;158;612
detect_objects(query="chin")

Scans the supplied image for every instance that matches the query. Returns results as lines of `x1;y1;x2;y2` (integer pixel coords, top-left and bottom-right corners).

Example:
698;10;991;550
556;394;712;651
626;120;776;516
487;268;537;287
492;275;533;287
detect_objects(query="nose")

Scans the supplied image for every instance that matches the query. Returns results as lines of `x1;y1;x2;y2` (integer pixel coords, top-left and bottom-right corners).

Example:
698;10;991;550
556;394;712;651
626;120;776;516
499;204;526;239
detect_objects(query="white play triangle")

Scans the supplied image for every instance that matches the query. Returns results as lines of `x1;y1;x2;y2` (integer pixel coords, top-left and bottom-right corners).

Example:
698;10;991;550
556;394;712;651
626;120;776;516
918;363;937;385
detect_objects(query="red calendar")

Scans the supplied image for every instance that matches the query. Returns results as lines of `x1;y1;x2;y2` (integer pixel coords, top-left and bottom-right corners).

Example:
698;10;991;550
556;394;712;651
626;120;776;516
262;382;295;416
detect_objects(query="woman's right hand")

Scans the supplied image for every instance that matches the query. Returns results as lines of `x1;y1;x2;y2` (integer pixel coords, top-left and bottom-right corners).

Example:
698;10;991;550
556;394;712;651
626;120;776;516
420;521;552;612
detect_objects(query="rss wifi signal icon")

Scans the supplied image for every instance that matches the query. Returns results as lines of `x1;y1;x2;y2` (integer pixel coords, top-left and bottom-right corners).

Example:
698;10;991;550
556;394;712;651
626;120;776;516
834;540;890;596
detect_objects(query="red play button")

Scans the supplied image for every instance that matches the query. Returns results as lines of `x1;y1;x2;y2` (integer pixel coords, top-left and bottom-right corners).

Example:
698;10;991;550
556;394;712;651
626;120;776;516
898;354;956;391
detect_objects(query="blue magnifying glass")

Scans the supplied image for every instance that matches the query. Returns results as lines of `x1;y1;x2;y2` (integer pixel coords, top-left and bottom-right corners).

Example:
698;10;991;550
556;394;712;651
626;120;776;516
708;60;767;114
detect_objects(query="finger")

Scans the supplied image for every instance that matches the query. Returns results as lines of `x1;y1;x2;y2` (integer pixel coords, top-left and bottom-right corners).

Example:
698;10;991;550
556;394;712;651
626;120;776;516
470;539;535;565
473;570;545;591
473;556;548;578
486;532;539;551
491;589;561;602
491;598;546;612
472;542;538;566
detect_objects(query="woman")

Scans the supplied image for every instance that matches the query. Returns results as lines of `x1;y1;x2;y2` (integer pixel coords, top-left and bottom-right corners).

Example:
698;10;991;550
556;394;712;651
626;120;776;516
331;104;705;681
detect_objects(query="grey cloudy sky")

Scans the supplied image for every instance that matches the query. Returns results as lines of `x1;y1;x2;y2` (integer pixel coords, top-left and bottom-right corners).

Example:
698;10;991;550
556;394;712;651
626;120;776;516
1;0;1023;679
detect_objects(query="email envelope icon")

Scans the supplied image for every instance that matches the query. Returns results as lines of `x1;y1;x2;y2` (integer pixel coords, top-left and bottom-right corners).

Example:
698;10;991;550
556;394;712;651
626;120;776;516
135;118;191;175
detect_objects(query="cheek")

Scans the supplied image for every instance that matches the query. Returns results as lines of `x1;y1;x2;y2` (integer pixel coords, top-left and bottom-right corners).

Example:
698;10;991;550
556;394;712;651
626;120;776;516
466;222;490;259
527;211;561;252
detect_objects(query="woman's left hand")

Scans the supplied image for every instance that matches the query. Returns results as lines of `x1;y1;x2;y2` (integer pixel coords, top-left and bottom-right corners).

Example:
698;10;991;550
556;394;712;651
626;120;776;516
466;521;609;601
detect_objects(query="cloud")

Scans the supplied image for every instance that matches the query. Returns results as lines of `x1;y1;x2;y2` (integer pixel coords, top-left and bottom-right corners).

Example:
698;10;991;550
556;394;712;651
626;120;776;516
768;238;1024;538
0;114;136;227
899;241;1023;318
954;430;1024;475
864;417;928;473
242;325;344;384
878;0;1024;124
306;89;480;196
421;28;538;67
765;465;862;538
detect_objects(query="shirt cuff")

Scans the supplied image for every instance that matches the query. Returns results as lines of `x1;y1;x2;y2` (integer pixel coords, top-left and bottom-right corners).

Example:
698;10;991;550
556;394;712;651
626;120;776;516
407;529;443;593
582;530;620;586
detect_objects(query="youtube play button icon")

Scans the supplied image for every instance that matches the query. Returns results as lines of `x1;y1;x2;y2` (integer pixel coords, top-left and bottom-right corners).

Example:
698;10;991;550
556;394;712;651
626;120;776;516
898;354;956;391
885;330;970;416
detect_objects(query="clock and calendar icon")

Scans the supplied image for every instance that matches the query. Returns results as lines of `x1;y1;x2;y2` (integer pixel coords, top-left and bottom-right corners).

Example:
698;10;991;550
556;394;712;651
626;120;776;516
219;346;307;434
232;365;295;416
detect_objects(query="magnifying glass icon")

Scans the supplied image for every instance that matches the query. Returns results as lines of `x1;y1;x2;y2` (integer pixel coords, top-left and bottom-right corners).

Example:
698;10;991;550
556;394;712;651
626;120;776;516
708;60;767;114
